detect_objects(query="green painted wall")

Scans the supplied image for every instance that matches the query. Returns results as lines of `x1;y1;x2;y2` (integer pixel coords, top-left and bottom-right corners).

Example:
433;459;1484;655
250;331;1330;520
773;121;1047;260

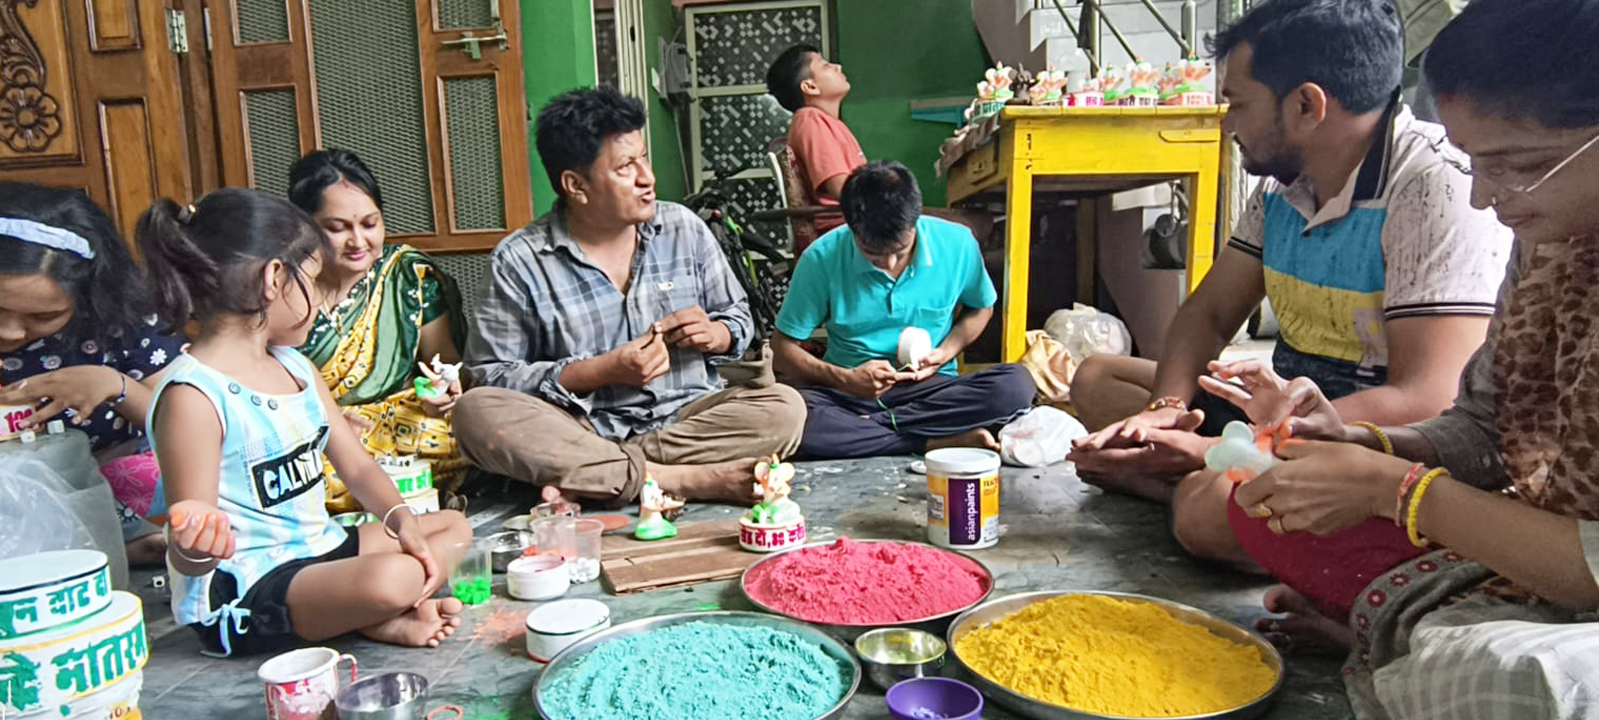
585;0;991;206
835;0;989;206
521;0;598;215
643;0;689;203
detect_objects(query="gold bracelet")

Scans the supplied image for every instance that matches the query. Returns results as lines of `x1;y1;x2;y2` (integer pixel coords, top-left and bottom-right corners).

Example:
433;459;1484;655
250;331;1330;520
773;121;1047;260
1405;467;1447;547
1354;421;1393;455
1147;396;1187;412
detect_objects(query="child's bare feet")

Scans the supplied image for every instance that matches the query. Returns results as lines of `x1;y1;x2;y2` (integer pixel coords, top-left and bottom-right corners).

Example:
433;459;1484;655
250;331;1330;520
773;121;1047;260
651;458;762;505
360;597;464;648
925;428;1000;453
1255;584;1353;656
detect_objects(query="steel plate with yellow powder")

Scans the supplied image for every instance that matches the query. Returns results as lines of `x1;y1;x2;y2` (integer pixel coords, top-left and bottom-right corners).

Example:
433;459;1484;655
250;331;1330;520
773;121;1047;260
949;591;1282;719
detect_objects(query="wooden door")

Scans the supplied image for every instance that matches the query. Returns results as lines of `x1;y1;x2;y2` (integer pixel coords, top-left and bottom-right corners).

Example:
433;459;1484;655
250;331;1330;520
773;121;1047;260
0;0;196;243
206;0;533;252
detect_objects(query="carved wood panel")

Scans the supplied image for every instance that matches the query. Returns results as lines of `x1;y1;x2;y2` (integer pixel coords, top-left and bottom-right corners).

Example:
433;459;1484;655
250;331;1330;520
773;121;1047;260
0;0;194;247
86;0;140;51
0;0;79;164
97;99;155;230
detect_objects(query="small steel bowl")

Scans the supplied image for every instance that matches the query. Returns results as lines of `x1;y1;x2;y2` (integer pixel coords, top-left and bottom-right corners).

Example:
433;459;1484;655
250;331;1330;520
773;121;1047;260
855;627;947;691
487;530;535;573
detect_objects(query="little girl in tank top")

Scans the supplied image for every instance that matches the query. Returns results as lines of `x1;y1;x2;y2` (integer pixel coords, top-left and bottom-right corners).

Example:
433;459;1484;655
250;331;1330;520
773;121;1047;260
137;188;472;657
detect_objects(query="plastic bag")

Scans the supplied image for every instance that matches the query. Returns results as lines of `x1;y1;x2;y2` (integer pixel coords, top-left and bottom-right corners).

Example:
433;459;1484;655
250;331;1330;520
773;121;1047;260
1044;303;1133;364
0;431;129;588
999;406;1087;467
1019;330;1075;405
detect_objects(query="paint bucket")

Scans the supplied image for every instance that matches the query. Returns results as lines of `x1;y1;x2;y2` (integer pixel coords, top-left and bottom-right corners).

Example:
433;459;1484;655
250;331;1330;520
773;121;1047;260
925;448;1001;549
506;555;569;602
525;599;610;663
257;646;356;720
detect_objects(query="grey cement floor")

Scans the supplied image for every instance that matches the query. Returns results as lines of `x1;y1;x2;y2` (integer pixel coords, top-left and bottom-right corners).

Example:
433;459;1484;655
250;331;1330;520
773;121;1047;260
132;457;1351;719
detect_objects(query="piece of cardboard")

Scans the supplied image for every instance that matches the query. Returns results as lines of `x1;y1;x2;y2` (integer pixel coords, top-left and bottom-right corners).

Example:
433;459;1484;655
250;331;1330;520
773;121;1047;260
600;519;760;594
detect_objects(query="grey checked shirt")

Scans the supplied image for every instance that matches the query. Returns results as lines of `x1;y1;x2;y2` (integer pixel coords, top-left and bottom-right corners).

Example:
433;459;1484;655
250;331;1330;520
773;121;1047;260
465;201;752;441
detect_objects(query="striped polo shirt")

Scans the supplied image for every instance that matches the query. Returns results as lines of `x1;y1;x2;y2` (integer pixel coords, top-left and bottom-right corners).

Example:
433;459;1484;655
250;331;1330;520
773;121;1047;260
1228;102;1511;377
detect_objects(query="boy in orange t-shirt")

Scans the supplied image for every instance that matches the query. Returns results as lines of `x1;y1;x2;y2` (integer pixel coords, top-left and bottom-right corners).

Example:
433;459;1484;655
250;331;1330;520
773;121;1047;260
766;44;866;246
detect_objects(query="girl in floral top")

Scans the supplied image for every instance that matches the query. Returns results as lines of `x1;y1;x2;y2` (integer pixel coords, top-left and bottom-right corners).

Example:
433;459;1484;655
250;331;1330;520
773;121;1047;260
0;182;186;563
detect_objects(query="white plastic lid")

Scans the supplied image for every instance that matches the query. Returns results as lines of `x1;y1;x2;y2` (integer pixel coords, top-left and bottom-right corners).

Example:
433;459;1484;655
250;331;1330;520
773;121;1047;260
924;447;1001;476
507;555;564;575
0;549;108;594
46;420;64;435
526;598;609;635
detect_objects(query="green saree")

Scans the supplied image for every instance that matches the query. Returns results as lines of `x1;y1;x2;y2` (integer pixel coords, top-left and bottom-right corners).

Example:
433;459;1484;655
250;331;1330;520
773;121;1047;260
299;244;468;511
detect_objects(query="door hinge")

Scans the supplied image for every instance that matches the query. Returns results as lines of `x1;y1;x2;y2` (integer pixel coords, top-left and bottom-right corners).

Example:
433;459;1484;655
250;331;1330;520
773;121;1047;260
166;9;189;54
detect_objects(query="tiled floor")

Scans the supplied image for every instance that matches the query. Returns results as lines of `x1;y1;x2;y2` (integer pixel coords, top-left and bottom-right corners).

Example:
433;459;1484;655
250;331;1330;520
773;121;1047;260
134;457;1350;719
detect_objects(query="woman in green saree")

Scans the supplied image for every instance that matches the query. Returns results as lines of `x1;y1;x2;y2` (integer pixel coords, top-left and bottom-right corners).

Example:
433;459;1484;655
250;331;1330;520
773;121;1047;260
289;150;468;511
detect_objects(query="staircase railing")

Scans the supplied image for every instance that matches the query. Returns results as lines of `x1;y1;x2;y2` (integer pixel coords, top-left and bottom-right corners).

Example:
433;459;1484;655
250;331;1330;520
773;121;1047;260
1035;0;1216;74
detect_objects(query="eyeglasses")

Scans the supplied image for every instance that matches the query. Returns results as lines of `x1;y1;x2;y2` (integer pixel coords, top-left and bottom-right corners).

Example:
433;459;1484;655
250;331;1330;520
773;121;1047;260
1433;131;1599;199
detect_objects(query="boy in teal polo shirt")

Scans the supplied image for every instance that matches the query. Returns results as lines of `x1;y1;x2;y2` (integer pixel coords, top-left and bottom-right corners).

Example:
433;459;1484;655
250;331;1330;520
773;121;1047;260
772;162;1035;458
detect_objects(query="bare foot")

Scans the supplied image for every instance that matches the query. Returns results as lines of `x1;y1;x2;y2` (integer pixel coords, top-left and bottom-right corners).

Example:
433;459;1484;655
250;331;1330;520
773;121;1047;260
359;598;464;648
541;485;576;504
925;428;1000;453
1080;471;1179;504
125;533;168;568
1255;585;1353;656
650;458;762;505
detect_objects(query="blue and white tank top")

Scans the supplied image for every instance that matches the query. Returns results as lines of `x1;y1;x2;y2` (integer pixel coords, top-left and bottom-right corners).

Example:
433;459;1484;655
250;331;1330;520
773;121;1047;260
148;347;347;632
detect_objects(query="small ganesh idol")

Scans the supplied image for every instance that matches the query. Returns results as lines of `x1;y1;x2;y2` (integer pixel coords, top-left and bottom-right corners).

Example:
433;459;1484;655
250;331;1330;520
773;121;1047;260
635;476;685;541
738;455;806;552
414;353;463;399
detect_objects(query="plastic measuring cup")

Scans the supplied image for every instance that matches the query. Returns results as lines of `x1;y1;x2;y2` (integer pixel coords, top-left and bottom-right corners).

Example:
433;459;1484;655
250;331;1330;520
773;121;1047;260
569;518;604;583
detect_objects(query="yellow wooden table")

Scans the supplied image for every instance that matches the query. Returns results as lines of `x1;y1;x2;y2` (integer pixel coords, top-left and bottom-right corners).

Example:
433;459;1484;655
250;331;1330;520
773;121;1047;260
946;105;1230;361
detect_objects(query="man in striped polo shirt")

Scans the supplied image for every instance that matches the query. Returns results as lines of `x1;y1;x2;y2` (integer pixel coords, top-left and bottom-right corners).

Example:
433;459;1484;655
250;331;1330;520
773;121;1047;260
1067;0;1511;566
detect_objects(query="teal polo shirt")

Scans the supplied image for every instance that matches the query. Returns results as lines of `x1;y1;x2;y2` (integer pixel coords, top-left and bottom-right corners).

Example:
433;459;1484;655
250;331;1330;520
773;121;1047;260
775;216;997;377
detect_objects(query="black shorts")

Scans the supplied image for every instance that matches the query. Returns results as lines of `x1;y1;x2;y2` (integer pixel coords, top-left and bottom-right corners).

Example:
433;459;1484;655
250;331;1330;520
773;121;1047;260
193;527;358;657
1190;389;1249;438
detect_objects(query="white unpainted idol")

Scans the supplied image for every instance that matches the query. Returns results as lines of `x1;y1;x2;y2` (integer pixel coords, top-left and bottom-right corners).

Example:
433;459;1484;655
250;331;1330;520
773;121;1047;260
897;327;933;369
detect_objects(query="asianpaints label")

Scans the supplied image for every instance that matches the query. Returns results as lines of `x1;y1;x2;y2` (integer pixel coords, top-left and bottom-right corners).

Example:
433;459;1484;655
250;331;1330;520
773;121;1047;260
927;472;999;549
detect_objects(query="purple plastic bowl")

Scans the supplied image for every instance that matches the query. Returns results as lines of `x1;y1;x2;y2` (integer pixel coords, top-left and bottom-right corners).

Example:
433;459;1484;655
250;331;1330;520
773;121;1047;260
885;677;984;720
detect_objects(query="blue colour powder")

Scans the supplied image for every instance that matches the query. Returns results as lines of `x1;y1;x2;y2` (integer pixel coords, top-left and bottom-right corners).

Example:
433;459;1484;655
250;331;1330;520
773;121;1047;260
541;621;851;720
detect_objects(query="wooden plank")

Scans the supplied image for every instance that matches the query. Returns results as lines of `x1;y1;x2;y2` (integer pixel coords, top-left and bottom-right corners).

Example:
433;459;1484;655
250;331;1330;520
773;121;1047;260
0;0;82;167
97;99;156;243
86;0;139;51
600;520;761;595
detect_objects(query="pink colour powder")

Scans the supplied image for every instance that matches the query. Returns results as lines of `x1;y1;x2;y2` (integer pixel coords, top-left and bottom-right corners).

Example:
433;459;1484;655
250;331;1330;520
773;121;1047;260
743;538;990;624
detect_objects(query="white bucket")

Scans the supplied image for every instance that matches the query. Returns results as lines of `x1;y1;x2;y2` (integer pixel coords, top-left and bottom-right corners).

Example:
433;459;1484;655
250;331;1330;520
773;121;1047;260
925;448;1001;549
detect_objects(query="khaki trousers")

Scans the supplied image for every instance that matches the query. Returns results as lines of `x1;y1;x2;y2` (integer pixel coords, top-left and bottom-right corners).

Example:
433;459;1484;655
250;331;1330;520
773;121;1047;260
452;384;805;506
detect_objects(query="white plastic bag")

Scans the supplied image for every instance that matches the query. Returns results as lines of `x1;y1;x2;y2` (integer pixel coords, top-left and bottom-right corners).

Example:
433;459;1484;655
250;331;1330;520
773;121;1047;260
999;406;1087;467
1044;303;1133;363
0;431;129;588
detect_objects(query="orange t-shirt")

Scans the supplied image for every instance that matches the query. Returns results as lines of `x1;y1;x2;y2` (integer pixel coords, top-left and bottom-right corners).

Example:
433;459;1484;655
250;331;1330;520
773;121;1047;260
787;106;866;237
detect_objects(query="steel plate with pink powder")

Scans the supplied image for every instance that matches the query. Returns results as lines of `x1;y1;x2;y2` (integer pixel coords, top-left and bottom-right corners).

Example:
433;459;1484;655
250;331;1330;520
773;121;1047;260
743;538;990;625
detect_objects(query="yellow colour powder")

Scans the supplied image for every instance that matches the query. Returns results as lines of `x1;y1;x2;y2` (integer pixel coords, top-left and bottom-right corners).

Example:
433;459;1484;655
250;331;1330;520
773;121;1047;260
954;595;1276;717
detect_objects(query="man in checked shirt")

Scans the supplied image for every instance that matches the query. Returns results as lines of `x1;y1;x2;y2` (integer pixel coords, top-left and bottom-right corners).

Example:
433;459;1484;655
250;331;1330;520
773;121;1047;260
453;87;806;506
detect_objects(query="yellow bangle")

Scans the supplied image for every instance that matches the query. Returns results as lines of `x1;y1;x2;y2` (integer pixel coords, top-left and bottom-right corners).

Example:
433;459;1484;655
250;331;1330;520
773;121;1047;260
1405;467;1447;547
1354;421;1393;455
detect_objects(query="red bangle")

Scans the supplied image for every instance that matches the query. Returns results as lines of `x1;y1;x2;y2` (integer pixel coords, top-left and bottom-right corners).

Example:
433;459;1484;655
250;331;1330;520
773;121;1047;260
1395;462;1425;526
